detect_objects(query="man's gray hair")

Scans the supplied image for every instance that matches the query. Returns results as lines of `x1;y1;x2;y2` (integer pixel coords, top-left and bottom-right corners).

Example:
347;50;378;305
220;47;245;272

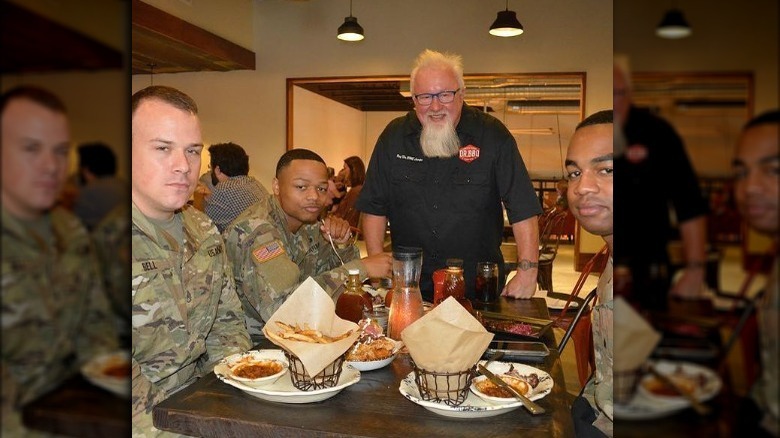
410;49;465;94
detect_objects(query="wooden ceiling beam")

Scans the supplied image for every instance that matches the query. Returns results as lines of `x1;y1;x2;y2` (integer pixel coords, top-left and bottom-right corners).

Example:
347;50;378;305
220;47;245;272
131;0;255;74
0;1;123;73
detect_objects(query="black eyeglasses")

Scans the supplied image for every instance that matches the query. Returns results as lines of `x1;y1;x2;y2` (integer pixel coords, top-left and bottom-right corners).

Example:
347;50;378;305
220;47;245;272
413;88;460;106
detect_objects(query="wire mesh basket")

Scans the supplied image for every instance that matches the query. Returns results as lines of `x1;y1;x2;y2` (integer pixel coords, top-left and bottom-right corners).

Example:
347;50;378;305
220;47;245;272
284;350;345;391
412;361;476;407
614;367;642;405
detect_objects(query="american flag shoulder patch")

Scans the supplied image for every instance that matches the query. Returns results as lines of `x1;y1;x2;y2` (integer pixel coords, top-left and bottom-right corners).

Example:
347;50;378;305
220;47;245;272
252;240;285;263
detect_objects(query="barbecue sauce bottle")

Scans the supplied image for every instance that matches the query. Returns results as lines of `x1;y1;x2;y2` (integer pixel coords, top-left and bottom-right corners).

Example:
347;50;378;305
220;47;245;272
442;259;472;312
336;269;372;323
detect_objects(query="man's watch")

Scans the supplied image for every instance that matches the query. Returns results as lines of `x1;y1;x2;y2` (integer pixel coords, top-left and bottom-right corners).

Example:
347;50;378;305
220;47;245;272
518;259;539;270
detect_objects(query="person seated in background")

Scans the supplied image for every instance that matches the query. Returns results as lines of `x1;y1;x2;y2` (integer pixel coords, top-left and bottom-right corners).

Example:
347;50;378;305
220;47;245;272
204;142;269;232
325;166;345;215
732;110;779;437
223;149;392;343
72;142;128;230
1;86;119;436
193;170;215;210
332;155;366;228
564;110;614;437
131;85;250;437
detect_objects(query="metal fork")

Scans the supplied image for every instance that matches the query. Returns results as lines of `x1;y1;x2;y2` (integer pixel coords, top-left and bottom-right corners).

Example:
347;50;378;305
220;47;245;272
320;219;346;266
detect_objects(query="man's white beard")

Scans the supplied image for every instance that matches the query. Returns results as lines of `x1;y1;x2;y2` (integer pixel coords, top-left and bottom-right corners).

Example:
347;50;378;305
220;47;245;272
420;119;460;158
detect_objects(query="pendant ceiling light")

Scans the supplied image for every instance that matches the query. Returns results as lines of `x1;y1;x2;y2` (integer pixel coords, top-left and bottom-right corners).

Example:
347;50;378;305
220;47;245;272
337;0;364;42
489;0;523;37
656;8;692;39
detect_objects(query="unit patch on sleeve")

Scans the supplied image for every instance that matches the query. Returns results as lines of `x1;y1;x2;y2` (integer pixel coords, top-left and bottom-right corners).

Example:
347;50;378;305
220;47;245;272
252;240;286;264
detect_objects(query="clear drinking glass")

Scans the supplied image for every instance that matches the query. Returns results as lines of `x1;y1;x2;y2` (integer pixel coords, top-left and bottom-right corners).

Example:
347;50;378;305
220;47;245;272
475;261;500;303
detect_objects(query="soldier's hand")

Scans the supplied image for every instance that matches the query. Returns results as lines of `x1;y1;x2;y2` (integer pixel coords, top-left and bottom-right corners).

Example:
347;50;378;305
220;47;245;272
320;216;352;244
361;252;393;279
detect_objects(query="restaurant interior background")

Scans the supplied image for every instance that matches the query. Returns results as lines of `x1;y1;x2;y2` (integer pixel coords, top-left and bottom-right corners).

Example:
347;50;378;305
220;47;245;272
0;0;128;178
126;0;613;262
2;0;776;272
615;0;778;277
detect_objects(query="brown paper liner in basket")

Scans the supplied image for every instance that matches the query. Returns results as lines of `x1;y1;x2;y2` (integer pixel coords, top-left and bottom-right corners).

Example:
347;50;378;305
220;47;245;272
412;360;476;407
284;350;346;391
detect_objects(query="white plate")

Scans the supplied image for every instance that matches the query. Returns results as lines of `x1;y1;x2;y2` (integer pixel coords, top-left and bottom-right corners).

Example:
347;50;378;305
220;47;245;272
346;339;403;371
81;350;130;398
215;351;361;404
613;360;721;420
637;360;721;404
398;361;553;418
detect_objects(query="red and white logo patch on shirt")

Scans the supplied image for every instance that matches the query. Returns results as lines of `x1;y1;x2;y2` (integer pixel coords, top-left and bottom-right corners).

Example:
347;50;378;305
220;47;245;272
459;144;480;163
626;143;648;164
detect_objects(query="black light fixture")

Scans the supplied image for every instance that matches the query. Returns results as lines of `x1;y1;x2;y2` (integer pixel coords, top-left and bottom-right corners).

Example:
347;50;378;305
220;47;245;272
337;0;364;42
656;8;692;39
489;0;523;37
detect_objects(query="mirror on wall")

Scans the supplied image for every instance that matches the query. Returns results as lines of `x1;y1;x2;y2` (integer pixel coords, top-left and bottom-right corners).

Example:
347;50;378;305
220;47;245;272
287;73;586;180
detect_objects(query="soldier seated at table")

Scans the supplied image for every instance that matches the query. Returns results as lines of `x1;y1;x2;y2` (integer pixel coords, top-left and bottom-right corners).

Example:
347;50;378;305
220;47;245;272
1;86;119;436
131;85;251;437
731;110;779;437
223;149;392;343
563;110;614;438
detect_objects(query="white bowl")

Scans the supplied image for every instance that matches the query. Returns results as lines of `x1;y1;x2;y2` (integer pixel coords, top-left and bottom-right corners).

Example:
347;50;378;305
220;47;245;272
345;338;401;371
347;353;397;371
223;350;289;388
470;374;531;405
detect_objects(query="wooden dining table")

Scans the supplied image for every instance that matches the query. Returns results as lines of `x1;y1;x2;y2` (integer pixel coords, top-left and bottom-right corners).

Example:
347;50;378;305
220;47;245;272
153;297;575;437
21;374;130;437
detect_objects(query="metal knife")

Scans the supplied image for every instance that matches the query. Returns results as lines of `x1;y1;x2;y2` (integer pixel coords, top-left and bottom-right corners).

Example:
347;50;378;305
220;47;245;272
647;365;711;416
477;364;545;415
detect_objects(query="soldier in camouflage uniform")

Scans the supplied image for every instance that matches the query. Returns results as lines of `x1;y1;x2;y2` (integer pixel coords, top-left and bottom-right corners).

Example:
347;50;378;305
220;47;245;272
732;110;778;437
92;203;131;344
223;149;392;343
1;86;119;436
131;86;250;437
564;111;613;437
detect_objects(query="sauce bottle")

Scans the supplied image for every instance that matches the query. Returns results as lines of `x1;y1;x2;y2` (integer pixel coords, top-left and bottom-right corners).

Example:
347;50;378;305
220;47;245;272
336;269;372;323
442;259;473;312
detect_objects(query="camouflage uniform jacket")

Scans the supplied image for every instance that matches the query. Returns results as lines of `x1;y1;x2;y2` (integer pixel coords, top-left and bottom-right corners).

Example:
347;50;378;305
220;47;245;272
223;196;363;342
131;203;250;437
753;257;778;436
92;203;131;339
1;206;118;435
585;256;614;437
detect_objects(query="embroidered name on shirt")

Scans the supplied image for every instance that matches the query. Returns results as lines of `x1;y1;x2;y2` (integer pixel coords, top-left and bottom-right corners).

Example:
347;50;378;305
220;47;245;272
252;240;285;264
459;144;480;163
397;154;423;162
207;245;223;257
141;261;157;272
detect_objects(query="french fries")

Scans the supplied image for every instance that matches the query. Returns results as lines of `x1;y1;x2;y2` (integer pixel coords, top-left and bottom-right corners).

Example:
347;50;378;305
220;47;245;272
274;321;354;344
